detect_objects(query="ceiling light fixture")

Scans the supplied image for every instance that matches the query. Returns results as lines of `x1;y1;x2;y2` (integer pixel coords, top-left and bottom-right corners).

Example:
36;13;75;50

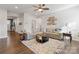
38;8;43;12
15;6;18;9
33;4;49;13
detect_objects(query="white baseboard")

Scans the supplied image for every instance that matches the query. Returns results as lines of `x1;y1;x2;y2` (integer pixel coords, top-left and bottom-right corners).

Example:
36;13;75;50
0;36;8;39
72;36;79;42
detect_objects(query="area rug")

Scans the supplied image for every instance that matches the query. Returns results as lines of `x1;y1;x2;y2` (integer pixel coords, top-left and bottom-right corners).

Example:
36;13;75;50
22;38;65;54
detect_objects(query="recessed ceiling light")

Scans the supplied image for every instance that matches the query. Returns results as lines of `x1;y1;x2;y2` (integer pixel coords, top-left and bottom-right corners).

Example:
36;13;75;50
15;6;18;9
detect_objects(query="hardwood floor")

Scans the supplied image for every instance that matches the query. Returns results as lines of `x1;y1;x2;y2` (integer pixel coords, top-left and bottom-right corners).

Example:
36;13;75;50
0;31;34;54
1;31;79;54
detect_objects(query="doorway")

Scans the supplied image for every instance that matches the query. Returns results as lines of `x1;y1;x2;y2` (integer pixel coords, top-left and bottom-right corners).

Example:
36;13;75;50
7;19;16;32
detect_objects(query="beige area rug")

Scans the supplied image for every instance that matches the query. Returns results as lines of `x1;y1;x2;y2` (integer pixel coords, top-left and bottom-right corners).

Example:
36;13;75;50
22;38;65;54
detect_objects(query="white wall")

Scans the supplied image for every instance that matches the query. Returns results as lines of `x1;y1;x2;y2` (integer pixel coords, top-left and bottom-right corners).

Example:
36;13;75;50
0;9;7;38
24;13;33;33
14;18;23;33
7;11;18;16
7;20;10;31
54;6;79;41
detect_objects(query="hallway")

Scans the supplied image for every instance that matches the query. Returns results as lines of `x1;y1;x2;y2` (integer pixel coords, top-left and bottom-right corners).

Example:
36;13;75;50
0;31;34;54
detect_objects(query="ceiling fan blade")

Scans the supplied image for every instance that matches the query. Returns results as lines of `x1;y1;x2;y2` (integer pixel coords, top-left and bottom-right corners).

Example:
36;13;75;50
43;8;49;10
38;4;43;8
33;4;49;13
34;9;38;11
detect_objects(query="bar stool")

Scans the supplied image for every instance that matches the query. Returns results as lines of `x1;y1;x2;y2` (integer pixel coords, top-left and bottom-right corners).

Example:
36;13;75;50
62;33;72;51
63;33;72;43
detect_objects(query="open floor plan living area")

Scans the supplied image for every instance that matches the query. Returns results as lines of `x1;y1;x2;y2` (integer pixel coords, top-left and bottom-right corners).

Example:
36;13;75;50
0;4;79;54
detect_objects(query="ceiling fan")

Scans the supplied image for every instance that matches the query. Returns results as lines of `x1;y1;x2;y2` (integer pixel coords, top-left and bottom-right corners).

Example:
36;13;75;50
33;4;49;13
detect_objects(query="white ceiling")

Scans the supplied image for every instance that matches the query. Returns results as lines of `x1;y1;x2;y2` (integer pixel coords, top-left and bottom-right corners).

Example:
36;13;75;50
0;4;78;14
